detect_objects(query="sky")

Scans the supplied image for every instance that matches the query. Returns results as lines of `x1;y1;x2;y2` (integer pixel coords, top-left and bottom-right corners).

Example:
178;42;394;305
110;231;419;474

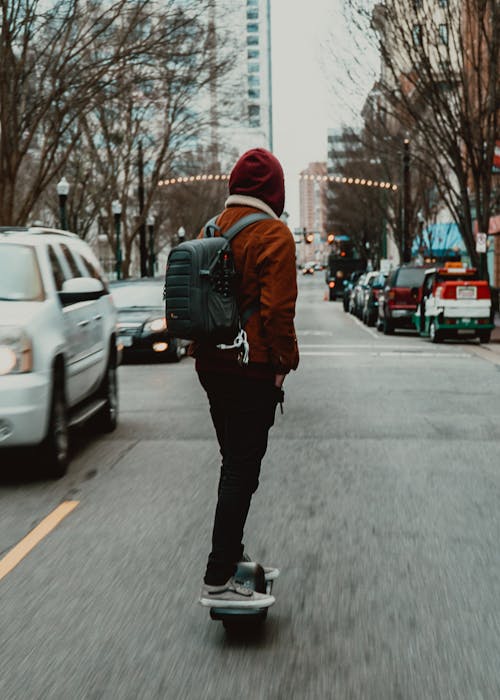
269;0;379;229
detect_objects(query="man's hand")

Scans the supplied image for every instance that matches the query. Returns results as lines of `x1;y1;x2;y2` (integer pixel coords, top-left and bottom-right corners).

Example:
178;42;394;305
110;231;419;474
275;373;286;388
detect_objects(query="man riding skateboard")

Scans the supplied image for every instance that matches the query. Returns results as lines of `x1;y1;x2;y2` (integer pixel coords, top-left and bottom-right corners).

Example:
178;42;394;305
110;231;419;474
195;148;299;609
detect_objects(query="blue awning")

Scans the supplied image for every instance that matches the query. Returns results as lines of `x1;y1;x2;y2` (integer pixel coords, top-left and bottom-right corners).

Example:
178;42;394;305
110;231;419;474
412;222;465;255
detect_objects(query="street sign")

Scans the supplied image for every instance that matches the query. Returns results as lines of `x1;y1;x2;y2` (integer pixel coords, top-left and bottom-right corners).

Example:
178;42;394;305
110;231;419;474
476;232;487;253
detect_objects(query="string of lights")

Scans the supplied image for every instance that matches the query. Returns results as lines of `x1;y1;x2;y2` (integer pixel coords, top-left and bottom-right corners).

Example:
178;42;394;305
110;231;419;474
158;173;398;191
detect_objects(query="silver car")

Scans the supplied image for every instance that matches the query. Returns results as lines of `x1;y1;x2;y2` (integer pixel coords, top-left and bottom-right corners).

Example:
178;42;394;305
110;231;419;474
0;227;118;477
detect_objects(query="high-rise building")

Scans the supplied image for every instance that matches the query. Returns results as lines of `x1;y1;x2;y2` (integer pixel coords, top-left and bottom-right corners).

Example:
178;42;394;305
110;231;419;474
299;162;327;237
211;0;273;162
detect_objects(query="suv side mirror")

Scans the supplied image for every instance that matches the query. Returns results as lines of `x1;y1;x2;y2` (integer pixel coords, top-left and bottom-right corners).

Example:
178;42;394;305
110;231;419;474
59;277;105;305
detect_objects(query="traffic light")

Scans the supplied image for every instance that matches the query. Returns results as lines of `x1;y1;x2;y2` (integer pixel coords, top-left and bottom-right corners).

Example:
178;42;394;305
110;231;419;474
327;233;335;244
304;232;314;244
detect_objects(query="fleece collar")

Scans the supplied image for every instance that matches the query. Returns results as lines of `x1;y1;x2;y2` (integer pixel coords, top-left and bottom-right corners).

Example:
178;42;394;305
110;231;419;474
225;194;279;220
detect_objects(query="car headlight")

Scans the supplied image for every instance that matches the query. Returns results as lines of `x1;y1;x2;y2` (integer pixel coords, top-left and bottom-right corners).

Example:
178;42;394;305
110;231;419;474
144;318;167;333
0;327;33;375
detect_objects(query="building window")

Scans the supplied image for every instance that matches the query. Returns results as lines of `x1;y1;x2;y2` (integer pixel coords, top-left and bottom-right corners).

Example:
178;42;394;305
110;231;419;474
247;22;259;33
248;73;260;87
248;48;260;59
413;0;422;9
247;0;258;5
438;23;448;44
247;9;258;20
412;24;422;47
438;0;448;6
248;62;259;73
249;104;260;127
248;88;260;99
247;35;259;46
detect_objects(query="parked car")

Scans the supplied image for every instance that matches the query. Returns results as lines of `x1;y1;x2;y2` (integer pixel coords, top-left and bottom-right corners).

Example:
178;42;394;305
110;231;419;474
377;265;426;334
111;278;188;362
0;226;118;477
413;263;494;343
351;272;378;318
342;271;364;312
362;272;387;326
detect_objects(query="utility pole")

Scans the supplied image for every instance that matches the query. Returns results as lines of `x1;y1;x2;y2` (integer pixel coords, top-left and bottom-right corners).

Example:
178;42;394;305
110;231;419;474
138;140;147;277
402;138;411;263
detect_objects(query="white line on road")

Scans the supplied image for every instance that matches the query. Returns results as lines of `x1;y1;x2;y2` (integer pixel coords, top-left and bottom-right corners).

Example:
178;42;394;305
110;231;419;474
296;330;334;336
301;350;472;358
300;343;435;349
349;315;380;340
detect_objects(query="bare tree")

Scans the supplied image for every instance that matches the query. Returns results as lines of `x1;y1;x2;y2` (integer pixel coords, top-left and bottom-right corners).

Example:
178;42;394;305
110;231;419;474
343;0;499;269
326;125;403;264
55;3;239;278
0;0;230;230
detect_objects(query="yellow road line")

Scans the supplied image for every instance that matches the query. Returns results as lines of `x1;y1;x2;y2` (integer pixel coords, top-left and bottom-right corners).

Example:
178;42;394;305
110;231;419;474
0;500;79;581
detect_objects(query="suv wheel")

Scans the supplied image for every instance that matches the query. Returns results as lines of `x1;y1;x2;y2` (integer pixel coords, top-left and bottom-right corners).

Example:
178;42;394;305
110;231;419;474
42;372;69;478
96;353;118;432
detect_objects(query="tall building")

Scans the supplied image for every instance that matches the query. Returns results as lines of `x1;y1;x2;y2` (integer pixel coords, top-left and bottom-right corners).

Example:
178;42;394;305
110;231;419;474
327;128;361;176
211;0;273;162
299;162;327;237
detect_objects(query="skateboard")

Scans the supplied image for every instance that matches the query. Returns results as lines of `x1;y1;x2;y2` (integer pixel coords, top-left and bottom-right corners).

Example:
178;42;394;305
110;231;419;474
209;560;277;630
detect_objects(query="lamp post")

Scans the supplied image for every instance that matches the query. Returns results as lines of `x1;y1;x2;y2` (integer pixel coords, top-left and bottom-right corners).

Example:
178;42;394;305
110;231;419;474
177;226;186;244
402;138;411;263
147;214;155;277
57;177;70;230
112;199;122;280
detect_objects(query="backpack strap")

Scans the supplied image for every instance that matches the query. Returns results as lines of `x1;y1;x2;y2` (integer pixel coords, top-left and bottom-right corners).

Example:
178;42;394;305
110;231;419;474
203;216;220;238
202;211;273;330
222;212;273;242
223;213;272;327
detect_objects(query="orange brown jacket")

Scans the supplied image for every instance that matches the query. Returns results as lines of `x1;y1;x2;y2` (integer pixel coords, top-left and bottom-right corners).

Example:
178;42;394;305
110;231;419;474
192;199;299;379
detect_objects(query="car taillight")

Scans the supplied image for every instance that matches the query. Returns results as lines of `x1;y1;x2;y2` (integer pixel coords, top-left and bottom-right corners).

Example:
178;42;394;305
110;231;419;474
329;281;335;288
388;290;396;301
477;283;491;300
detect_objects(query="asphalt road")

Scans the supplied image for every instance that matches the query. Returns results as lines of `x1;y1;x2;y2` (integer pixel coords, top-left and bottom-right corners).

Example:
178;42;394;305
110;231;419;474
2;274;500;700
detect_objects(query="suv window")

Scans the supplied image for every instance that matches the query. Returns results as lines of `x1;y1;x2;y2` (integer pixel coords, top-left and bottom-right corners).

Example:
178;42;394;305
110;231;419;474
48;245;66;291
0;244;45;301
395;268;425;288
59;243;81;278
80;252;103;282
71;249;93;277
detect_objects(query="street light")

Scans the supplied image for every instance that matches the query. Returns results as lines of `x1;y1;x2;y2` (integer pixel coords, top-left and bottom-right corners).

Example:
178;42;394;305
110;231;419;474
402;138;411;263
57;177;70;230
112;199;122;280
147;214;155;277
177;226;186;244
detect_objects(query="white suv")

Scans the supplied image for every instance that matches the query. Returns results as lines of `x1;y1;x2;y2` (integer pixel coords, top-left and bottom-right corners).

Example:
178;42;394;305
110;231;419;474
0;227;118;477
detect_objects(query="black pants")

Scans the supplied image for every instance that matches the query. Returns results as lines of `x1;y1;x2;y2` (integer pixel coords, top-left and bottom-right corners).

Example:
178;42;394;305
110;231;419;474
198;371;280;585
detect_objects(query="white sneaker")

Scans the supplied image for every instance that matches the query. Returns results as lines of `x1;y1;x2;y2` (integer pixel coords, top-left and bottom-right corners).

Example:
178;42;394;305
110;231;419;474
199;577;275;609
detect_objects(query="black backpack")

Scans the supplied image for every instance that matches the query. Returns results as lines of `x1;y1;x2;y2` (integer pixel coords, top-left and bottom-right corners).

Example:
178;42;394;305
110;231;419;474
164;212;272;358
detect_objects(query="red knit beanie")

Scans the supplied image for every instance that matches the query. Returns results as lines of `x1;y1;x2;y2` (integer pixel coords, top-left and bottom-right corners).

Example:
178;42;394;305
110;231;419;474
228;148;285;217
